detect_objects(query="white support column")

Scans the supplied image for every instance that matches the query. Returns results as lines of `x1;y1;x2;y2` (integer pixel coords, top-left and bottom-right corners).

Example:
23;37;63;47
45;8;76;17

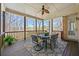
49;19;53;35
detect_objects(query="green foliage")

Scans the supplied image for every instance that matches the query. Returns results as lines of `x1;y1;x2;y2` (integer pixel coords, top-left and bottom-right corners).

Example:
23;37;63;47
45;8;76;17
4;35;15;45
45;32;49;36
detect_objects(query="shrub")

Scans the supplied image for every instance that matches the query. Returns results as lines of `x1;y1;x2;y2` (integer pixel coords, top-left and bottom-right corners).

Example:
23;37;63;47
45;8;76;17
4;35;15;45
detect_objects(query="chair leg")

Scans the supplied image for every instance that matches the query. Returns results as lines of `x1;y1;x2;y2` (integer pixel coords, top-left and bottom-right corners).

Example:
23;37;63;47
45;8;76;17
50;40;54;50
54;41;58;48
33;44;43;51
50;44;52;50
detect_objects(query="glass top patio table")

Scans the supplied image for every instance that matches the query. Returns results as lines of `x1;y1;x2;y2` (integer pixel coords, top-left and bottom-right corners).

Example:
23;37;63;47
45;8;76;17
37;33;58;50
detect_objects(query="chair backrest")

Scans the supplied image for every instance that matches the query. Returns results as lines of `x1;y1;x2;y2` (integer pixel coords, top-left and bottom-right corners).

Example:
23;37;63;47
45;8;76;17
54;34;58;39
51;34;58;48
51;34;58;40
31;35;38;43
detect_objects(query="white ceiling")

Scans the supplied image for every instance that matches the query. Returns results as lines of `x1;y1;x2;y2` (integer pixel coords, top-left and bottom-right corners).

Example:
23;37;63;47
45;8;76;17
4;3;79;19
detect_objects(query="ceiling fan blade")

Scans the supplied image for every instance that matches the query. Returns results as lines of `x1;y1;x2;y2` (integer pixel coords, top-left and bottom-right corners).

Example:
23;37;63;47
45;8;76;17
42;5;44;10
42;5;44;15
42;10;44;15
44;9;49;13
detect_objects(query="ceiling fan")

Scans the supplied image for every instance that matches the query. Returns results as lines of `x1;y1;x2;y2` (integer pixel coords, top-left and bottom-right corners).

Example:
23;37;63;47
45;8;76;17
42;5;49;15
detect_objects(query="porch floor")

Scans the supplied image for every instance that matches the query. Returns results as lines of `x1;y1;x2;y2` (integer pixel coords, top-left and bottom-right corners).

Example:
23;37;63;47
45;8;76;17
1;38;67;56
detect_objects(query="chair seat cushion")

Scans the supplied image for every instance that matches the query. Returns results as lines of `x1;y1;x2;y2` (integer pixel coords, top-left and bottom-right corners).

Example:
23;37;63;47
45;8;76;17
37;37;43;43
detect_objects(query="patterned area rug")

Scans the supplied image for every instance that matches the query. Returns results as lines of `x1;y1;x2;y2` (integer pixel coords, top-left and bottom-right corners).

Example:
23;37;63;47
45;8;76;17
24;38;67;56
1;38;67;56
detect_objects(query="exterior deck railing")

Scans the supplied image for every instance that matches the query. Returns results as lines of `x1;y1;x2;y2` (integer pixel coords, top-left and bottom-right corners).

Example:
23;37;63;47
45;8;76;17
5;30;44;40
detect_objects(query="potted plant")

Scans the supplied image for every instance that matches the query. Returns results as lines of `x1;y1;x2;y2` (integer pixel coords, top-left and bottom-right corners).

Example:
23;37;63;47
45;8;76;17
4;35;15;45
